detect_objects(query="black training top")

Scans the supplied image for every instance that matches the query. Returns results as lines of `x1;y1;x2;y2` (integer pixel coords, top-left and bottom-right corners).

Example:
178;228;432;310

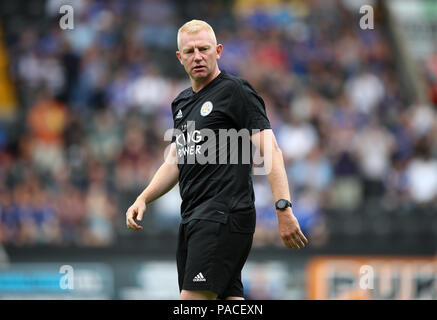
171;70;271;224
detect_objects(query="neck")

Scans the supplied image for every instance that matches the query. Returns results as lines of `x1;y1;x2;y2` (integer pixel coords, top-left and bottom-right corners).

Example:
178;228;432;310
191;68;221;93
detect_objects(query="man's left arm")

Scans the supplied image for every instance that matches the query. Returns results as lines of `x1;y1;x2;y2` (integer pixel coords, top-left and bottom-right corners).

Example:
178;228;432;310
251;129;308;249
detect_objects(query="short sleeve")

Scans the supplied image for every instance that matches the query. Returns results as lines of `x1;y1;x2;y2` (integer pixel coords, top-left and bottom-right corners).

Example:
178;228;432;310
230;80;271;133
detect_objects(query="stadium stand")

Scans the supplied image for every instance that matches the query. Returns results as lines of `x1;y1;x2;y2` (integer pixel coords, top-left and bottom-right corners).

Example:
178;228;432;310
0;0;436;256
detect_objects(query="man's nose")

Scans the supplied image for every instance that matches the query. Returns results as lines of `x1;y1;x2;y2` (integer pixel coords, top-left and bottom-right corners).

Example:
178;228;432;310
193;49;202;61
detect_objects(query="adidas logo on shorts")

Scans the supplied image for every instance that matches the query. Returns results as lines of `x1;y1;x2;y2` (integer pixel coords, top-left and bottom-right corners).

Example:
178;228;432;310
193;272;206;282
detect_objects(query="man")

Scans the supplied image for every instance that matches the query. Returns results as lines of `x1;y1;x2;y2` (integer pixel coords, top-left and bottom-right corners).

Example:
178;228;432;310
125;19;308;300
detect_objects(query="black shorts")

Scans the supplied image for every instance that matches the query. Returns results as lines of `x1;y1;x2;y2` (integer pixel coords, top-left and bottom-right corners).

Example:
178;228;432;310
176;212;255;299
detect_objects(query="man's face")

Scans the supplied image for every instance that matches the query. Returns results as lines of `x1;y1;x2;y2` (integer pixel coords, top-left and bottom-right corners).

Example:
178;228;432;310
176;30;223;82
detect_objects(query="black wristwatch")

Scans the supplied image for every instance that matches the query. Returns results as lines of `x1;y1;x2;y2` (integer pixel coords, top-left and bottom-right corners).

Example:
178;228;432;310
275;199;292;210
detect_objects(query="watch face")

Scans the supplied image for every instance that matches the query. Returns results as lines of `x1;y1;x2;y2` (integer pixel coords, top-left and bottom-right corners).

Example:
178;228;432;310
277;199;286;209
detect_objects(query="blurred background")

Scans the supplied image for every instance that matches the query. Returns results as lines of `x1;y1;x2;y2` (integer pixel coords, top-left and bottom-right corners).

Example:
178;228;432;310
0;0;436;299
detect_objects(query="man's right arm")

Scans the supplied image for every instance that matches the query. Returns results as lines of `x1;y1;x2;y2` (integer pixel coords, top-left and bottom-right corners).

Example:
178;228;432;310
126;142;179;230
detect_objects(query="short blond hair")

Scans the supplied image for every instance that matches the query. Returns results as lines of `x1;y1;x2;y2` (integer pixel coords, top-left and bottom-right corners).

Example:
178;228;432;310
177;19;217;50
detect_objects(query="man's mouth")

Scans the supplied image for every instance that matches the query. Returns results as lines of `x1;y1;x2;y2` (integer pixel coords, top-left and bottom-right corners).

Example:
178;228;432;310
193;65;206;71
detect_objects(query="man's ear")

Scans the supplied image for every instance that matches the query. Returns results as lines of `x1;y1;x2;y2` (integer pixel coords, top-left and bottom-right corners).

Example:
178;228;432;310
176;51;183;65
216;44;223;60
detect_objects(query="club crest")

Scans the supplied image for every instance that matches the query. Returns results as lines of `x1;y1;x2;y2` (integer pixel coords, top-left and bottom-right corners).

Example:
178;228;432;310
200;101;213;117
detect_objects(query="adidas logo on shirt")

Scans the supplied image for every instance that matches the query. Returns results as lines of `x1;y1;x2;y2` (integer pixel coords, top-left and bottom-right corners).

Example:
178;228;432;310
193;272;206;282
176;109;183;119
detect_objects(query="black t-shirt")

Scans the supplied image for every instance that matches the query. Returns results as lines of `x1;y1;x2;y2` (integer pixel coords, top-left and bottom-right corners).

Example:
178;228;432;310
171;71;271;224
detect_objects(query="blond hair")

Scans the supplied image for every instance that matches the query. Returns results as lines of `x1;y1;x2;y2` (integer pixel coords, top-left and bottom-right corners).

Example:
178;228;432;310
177;19;217;50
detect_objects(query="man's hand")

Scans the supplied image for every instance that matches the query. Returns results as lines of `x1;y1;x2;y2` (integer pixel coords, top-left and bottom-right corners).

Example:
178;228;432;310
277;209;308;249
124;143;179;231
126;198;147;231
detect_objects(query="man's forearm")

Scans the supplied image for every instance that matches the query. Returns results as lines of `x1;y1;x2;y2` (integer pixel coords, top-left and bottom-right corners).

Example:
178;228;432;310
137;161;179;205
265;147;292;204
251;129;307;248
252;129;292;205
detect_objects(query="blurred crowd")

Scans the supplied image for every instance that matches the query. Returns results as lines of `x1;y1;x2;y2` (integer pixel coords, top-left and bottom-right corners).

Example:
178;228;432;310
0;0;436;248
